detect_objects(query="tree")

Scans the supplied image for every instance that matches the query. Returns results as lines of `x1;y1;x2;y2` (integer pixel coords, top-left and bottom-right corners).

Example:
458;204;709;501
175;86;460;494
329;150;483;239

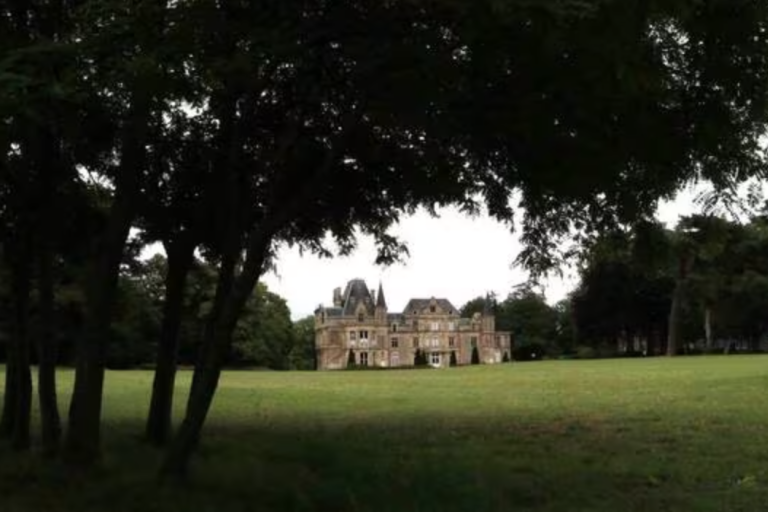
290;316;318;371
232;284;295;370
460;297;490;319
4;0;768;474
347;349;356;368
62;0;181;465
552;299;577;355
141;112;218;446
497;286;557;359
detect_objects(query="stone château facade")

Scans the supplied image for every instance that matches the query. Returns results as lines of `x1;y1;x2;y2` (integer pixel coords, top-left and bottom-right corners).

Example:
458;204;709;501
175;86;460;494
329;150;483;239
314;279;512;370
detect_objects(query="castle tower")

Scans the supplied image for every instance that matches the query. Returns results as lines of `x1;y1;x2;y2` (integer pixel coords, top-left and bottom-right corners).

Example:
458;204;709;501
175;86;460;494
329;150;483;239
481;293;495;333
375;281;388;324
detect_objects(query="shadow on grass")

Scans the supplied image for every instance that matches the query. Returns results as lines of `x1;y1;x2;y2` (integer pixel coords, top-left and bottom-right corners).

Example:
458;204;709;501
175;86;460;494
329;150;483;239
2;414;765;512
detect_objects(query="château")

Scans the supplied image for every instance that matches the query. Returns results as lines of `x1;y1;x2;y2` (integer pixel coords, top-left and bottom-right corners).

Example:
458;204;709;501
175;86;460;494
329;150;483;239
314;279;512;370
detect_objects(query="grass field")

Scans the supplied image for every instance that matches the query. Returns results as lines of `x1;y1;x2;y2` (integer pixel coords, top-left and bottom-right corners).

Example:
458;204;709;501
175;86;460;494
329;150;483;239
2;356;768;512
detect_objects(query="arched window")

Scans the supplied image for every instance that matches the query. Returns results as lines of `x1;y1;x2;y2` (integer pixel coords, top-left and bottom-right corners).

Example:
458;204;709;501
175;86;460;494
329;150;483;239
358;312;365;322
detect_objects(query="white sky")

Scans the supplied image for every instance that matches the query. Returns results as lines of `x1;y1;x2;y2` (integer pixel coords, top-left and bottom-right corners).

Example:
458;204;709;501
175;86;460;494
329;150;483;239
263;185;703;320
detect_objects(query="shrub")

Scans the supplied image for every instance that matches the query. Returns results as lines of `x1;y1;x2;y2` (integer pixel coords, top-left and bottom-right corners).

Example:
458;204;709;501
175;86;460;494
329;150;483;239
512;342;547;362
575;346;597;359
347;349;356;367
502;351;510;363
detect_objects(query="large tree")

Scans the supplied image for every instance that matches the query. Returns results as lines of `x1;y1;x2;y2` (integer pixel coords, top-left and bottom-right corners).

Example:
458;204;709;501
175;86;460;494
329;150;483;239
3;0;768;474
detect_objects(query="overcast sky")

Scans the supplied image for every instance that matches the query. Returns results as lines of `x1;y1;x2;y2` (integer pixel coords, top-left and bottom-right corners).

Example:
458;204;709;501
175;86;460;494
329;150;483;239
263;186;703;320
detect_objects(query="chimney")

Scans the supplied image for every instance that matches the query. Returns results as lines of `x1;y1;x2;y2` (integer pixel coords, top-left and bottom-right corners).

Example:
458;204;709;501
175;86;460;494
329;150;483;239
333;287;342;307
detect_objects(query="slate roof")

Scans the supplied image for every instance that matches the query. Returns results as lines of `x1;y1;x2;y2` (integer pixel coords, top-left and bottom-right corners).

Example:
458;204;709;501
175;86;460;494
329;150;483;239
403;298;457;315
342;279;375;316
318;280;485;320
376;282;387;309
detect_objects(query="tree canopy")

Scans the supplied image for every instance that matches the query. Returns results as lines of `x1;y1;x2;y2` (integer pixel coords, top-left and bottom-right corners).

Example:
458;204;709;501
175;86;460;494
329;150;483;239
2;0;768;476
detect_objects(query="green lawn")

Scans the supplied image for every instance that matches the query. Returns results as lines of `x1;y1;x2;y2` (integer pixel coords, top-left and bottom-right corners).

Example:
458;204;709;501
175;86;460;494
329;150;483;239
3;356;768;512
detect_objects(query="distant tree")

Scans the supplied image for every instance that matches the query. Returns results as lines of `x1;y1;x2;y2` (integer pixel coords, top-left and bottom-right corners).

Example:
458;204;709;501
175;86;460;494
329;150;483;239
553;299;577;355
471;346;480;365
460;297;490;319
290;316;317;370
232;284;294;370
498;286;557;359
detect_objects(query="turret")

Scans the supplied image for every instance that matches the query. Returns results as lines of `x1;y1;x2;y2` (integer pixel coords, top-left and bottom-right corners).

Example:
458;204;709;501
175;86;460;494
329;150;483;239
481;293;495;332
375;281;387;323
332;287;343;307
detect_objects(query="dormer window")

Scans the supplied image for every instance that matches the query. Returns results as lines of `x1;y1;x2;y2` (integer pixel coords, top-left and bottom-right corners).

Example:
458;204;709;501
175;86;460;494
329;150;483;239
358;312;364;322
430;305;436;313
391;324;398;332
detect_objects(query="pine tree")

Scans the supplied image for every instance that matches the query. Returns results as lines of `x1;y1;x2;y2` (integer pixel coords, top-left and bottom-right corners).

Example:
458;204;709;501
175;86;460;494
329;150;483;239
347;349;356;368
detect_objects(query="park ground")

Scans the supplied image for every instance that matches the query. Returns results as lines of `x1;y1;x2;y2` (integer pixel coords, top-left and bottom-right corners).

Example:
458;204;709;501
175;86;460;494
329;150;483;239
2;356;768;512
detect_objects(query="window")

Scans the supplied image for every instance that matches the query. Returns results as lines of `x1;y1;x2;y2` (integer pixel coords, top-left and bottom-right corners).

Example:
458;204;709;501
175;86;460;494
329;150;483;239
391;337;399;348
358;312;365;322
349;331;357;341
429;337;440;348
470;336;478;348
430;322;439;331
359;330;369;340
447;322;455;331
360;352;369;366
430;305;436;313
448;337;455;348
391;323;398;332
429;353;440;366
413;337;419;348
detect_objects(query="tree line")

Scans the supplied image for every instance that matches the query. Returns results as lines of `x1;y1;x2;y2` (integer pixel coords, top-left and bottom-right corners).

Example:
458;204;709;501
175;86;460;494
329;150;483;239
2;0;768;478
0;251;316;371
461;212;768;360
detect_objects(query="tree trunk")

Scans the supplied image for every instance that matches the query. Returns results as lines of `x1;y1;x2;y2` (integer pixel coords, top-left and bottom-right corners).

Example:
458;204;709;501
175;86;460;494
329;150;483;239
63;205;134;464
0;352;18;438
159;324;228;478
63;95;149;465
704;306;713;351
160;247;268;478
145;237;195;446
37;240;61;456
10;251;32;451
667;281;683;356
667;253;692;357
